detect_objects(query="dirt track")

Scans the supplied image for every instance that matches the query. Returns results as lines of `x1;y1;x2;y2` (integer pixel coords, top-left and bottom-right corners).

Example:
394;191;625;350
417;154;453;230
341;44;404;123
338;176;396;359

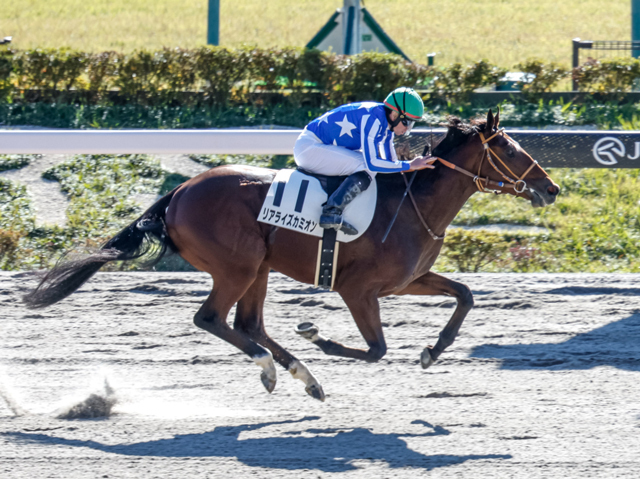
1;271;639;478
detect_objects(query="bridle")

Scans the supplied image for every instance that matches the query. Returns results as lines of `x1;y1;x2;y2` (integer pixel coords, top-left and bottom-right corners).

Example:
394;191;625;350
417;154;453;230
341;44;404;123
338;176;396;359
396;127;541;242
436;128;539;195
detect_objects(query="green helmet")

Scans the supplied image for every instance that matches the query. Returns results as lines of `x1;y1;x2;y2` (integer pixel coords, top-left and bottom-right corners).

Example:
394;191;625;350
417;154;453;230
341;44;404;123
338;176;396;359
384;87;424;121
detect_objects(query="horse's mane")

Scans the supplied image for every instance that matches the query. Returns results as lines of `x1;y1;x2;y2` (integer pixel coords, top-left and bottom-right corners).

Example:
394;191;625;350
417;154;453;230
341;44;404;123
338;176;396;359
377;116;488;190
432;116;487;158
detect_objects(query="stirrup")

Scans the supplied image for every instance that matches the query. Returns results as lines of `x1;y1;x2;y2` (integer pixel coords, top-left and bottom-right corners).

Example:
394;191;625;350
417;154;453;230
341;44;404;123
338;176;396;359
319;213;358;235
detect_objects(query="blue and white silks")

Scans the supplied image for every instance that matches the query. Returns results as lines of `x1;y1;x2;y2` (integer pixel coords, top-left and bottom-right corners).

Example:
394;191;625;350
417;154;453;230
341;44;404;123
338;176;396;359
305;102;411;173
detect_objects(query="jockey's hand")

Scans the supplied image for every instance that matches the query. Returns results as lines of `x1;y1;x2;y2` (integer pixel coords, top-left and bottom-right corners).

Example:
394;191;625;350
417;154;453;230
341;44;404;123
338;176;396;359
407;155;437;171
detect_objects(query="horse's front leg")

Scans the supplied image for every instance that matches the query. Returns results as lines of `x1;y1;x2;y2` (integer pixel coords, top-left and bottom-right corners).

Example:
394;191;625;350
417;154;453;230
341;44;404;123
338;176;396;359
397;271;474;368
234;265;325;401
296;291;387;362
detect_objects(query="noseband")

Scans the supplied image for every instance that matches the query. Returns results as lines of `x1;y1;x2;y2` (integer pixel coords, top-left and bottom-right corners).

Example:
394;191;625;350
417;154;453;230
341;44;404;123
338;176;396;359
437;128;539;195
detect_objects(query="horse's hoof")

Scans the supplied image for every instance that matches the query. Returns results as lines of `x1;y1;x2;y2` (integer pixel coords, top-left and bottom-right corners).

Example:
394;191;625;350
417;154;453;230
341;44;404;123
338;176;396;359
295;322;320;342
305;384;325;402
260;370;276;394
421;347;436;369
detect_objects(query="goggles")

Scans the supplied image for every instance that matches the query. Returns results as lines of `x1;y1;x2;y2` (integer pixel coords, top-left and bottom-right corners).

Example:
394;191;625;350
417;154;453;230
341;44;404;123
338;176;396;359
400;117;415;130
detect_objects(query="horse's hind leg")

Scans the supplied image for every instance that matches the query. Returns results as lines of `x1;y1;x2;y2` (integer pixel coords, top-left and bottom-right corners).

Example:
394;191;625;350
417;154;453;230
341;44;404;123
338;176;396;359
194;271;278;394
397;271;474;368
234;265;325;401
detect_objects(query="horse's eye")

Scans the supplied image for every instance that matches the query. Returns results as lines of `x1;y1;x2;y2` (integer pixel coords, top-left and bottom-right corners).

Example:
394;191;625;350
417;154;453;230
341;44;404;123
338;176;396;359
506;147;515;158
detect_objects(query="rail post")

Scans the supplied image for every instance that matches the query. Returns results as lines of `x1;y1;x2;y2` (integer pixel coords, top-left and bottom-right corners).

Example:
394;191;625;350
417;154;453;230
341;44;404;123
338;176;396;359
572;38;593;91
634;0;640;58
207;0;220;45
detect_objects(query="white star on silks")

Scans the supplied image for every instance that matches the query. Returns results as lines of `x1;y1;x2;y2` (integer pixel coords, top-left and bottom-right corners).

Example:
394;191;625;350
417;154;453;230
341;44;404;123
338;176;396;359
335;115;357;138
318;112;331;124
358;102;378;111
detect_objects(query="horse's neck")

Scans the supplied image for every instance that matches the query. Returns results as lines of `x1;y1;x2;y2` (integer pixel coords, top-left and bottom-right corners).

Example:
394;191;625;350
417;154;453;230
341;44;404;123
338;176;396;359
415;166;478;235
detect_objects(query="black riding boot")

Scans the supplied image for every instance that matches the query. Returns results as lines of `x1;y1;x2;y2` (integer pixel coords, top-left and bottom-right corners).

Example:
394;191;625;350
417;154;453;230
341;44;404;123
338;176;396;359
319;171;372;235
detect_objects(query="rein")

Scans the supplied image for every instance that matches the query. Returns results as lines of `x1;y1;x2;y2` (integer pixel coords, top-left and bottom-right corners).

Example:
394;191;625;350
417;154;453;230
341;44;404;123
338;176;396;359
395;127;540;242
402;172;445;241
382;171;446;243
381;171;417;243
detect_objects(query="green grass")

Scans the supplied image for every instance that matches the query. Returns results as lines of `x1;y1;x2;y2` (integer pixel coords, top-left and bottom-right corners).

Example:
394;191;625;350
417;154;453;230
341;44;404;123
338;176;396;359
42;154;165;233
438;168;640;273
2;0;629;67
0;155;168;270
0;177;35;232
0;155;35;172
0;177;35;270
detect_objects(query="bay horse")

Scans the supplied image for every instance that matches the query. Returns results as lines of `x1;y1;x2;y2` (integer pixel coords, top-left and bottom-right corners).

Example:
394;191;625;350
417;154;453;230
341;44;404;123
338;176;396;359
23;109;560;402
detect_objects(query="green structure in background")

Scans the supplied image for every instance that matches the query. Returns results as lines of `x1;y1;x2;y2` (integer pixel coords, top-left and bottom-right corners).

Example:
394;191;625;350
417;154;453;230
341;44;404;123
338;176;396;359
306;0;410;61
208;0;220;46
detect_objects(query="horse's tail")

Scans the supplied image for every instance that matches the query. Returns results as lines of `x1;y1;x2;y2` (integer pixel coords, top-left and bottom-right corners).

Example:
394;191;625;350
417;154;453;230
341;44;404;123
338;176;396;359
23;188;180;309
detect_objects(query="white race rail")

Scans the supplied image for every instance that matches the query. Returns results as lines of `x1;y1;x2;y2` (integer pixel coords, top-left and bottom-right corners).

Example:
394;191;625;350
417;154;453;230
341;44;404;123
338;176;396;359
0;129;303;155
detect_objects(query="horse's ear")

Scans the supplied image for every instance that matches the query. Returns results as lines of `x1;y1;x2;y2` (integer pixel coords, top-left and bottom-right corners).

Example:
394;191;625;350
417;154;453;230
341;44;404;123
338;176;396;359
494;107;500;129
486;109;495;133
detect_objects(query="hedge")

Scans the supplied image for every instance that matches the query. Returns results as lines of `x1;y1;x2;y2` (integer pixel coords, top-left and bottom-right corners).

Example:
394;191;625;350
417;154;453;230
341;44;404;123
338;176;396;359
2;46;640;109
0;47;430;107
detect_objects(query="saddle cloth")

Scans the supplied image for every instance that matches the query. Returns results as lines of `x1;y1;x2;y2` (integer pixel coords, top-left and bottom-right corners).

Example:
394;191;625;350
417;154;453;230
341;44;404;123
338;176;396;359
258;169;377;243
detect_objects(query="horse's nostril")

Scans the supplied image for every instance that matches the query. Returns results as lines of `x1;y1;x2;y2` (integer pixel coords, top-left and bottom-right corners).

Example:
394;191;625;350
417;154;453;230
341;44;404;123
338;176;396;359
548;185;560;196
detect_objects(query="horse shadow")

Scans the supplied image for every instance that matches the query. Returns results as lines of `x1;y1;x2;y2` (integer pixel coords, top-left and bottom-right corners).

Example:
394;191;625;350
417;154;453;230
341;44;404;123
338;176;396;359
2;417;511;472
470;312;640;371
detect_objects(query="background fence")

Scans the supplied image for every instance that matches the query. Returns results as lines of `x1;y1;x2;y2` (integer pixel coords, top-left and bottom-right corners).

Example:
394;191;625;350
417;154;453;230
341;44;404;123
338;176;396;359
572;38;640;90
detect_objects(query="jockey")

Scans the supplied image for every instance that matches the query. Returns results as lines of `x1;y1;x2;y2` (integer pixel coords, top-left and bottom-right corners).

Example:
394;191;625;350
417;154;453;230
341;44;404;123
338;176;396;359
293;86;436;235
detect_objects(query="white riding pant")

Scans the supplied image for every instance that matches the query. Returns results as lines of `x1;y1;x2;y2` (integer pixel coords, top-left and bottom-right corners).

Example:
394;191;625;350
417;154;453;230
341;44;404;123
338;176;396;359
293;128;376;178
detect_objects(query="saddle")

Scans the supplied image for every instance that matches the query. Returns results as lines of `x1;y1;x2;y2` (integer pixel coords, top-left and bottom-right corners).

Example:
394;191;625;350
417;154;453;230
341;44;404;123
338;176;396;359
257;168;378;244
295;168;348;196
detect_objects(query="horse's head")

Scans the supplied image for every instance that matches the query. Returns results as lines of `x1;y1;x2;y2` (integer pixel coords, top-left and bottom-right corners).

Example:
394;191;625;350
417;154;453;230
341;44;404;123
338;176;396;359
433;110;560;207
479;109;559;206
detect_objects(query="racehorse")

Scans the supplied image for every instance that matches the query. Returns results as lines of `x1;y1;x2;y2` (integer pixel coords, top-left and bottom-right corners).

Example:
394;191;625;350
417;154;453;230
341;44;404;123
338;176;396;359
24;109;559;402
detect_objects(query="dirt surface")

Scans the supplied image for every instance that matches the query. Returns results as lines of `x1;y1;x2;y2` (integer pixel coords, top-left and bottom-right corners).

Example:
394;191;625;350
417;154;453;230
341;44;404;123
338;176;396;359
1;271;639;478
